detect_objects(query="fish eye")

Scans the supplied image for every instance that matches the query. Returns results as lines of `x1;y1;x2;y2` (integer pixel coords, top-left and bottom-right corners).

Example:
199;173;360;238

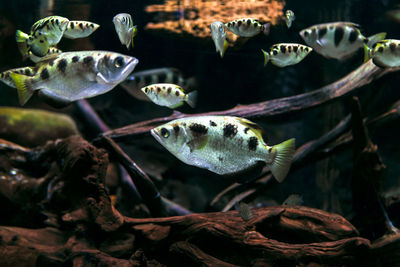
160;128;170;138
114;56;125;68
144;87;149;93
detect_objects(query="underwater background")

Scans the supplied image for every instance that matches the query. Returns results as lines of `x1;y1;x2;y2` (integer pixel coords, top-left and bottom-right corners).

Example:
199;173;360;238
0;0;400;266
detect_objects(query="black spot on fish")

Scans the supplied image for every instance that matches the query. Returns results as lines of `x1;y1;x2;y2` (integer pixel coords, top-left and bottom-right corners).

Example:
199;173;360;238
102;55;110;66
72;56;79;63
348;29;357;43
70;22;74;29
272;50;278;56
218;156;224;162
318;27;327;38
238;20;242;26
247;19;251;25
378;46;384;53
232;21;236;26
79;23;84;29
189;123;208;135
90;23;94;28
329;25;334;30
57;59;68;73
173;125;180;134
40;68;50;80
280;45;286;53
157;87;161;93
227;22;231;27
223;123;237;138
24;69;31;75
55;19;59;25
293;46;298;53
390;42;396;52
372;42;378;49
248;137;258;151
210;120;217;127
175;91;180;96
311;28;316;36
83;56;94;65
304;31;309;37
334;27;344;47
253;22;258;27
244;127;250;134
39;40;44;43
288;46;292;53
167;87;172;94
268;147;272;153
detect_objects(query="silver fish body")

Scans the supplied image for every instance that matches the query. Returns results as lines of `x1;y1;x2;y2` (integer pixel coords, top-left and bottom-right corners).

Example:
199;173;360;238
285;10;295;28
299;22;386;60
63;20;100;39
151;116;295;182
113;13;137;49
210;21;228;58
262;43;312;67
225;18;269;37
8;51;139;105
141;83;197;109
368;39;400;68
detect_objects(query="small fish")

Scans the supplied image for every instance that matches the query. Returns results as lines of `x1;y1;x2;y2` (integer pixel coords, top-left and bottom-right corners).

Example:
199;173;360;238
16;16;70;57
299;22;386;60
285;10;295;28
151;116;295;182
141;83;197;109
120;68;196;102
63;20;100;39
113;13;137;50
364;39;400;68
261;43;312;67
282;194;303;206
225;18;269;37
238;202;253;221
6;51;139;105
210;21;228;58
29;47;62;63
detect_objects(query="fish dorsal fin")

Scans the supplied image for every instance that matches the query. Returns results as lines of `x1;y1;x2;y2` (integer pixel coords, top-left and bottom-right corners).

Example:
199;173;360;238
235;117;268;143
342;22;360;29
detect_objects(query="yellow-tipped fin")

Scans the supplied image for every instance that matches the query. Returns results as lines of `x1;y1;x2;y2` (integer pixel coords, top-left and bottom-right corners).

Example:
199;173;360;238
366;32;386;48
186;90;198;108
15;30;30;43
9;73;34;106
268;138;295;183
221;39;229;58
261;49;270;66
363;44;372;63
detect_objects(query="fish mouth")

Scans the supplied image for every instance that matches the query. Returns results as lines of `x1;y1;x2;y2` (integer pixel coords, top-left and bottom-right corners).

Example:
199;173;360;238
150;128;161;143
120;57;139;80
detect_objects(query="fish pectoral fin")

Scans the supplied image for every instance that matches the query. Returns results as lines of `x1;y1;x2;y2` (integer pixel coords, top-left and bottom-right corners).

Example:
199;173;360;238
9;73;35;106
96;73;110;84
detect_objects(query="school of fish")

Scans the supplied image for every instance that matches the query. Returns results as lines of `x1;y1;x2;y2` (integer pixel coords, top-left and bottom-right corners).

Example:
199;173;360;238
1;6;399;189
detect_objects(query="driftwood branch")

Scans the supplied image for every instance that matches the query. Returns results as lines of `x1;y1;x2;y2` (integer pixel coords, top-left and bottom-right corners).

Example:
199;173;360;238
102;60;399;141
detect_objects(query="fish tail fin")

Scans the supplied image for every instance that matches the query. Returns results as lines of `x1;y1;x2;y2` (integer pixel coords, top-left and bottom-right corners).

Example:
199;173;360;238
363;44;372;63
186;90;198;108
221;39;229;58
262;23;270;35
15;30;29;43
9;73;34;106
366;32;386;48
268;138;295;183
262;49;270;66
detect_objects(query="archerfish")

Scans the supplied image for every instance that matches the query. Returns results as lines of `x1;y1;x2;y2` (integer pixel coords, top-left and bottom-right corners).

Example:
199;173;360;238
151;116;295;182
210;21;228;58
299;22;386;60
120;67;196;102
262;43;312;67
225;18;270;37
364;39;400;68
141;83;197;109
113;13;137;50
7;51;139;105
285;10;295;29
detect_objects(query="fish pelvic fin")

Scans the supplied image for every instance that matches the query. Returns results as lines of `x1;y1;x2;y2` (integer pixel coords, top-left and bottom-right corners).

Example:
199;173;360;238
261;49;270;66
9;73;35;106
186;90;198;108
366;32;386;48
268;138;295;183
221;39;229;58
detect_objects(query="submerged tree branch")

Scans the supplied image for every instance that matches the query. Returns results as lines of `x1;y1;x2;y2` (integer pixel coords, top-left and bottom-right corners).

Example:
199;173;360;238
102;61;399;141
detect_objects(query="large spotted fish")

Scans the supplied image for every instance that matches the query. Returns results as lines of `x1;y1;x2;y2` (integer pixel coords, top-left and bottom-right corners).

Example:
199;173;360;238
299;22;386;60
225;18;270;37
113;13;137;50
120;67;197;102
16;16;69;58
210;21;228;58
141;83;197;109
6;51;138;105
365;39;400;68
261;43;312;67
151;116;295;182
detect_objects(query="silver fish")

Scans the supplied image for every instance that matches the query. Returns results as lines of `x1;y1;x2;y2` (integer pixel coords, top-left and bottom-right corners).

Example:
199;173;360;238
238;202;253;221
151;116;295;182
225;18;269;37
262;43;312;67
210;21;228;58
113;13;137;50
285;10;295;29
299;22;386;60
141;83;197;109
365;39;400;68
282;194;303;206
7;51;139;105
